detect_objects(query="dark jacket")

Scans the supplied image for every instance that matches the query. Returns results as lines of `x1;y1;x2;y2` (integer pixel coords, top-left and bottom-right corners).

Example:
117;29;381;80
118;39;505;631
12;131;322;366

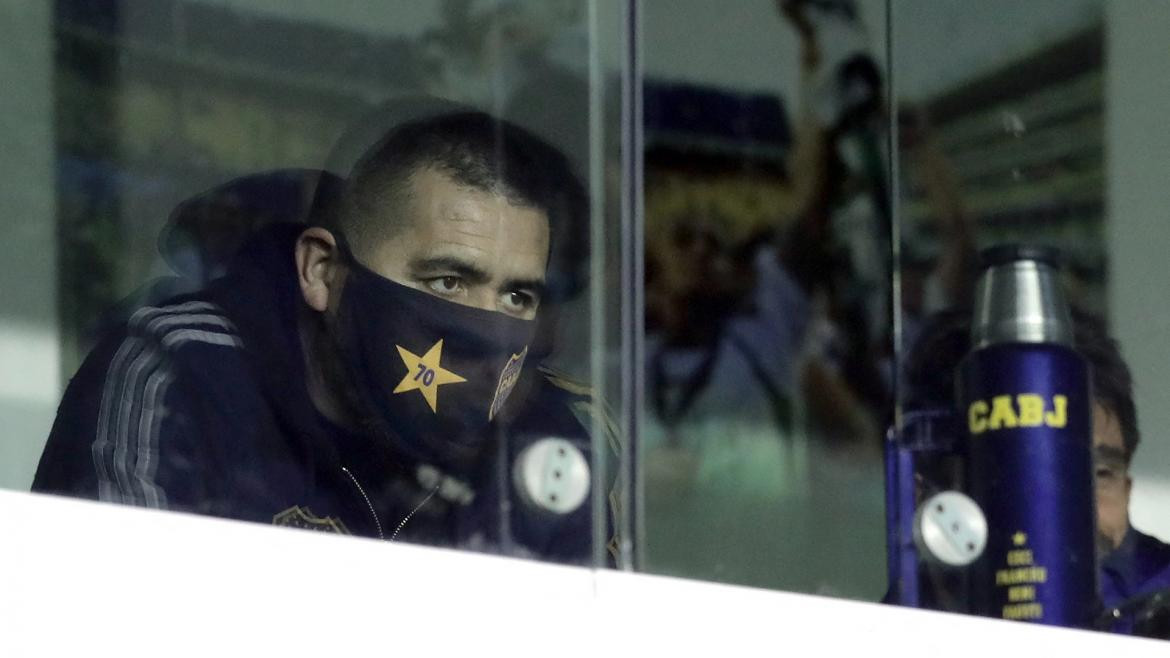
1100;526;1170;636
33;223;603;563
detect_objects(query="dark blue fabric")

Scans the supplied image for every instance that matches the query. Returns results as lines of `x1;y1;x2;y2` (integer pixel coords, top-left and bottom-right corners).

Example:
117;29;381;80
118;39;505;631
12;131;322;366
1100;527;1170;634
33;222;597;563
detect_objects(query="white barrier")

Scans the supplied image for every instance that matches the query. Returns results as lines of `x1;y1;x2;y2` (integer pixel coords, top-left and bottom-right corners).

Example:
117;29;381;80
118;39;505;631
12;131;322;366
0;488;1163;657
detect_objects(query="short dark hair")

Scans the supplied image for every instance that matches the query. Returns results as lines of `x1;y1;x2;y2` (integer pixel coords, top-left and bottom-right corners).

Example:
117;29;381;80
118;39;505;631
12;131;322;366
1073;310;1140;464
313;110;586;272
904;308;1140;463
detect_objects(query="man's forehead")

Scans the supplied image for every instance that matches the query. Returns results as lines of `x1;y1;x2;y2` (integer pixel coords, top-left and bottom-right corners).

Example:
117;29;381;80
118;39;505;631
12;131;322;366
406;168;544;225
1092;401;1126;451
367;167;550;280
410;195;549;261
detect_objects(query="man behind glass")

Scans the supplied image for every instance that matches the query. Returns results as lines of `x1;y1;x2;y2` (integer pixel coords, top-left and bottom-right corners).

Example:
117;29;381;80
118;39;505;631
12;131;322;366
1078;315;1170;632
33;108;599;563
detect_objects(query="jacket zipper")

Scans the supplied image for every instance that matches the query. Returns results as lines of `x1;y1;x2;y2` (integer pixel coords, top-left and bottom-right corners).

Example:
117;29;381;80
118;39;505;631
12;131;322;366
390;483;441;542
341;466;383;540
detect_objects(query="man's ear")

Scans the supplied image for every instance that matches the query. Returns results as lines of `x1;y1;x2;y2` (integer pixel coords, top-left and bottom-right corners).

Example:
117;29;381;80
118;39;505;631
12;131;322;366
295;227;342;312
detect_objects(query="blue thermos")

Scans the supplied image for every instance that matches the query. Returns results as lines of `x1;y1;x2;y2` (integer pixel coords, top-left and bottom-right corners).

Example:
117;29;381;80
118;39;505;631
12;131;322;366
959;245;1097;627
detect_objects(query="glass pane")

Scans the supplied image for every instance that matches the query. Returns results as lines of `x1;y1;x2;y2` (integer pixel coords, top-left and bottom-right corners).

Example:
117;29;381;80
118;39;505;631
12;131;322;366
639;0;891;599
891;0;1170;639
2;0;629;569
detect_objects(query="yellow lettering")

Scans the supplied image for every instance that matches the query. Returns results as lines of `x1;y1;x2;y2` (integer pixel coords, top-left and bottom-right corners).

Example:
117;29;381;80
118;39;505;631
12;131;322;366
1007;585;1037;602
1044;395;1068;428
969;394;1073;434
1016;394;1045;427
995;567;1048;585
1006;549;1034;566
969;400;989;434
1002;603;1044;620
989;395;1019;430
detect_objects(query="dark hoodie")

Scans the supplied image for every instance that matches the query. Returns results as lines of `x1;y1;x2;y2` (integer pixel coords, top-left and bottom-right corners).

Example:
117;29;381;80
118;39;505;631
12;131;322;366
1100;527;1170;636
33;223;601;563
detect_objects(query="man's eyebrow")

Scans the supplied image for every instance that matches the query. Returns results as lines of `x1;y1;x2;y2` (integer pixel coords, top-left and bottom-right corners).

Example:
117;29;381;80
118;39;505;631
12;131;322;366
408;256;490;284
1094;445;1128;464
503;277;547;298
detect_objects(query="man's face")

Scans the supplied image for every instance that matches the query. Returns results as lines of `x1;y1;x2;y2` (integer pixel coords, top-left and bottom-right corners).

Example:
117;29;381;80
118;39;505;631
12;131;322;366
1093;401;1132;555
362;167;550;320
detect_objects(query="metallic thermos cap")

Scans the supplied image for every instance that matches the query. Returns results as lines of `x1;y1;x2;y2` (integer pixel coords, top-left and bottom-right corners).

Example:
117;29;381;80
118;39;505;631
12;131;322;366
971;245;1073;348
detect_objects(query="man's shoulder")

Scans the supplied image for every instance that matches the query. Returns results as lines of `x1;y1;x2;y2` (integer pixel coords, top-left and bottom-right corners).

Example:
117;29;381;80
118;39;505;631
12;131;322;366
77;297;253;398
532;366;598;421
36;297;262;504
1134;528;1170;566
522;365;620;452
536;365;593;400
123;298;244;350
119;298;249;375
1122;529;1170;604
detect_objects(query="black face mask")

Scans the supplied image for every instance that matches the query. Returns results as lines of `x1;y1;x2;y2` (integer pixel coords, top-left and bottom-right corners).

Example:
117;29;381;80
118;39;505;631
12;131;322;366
332;248;536;477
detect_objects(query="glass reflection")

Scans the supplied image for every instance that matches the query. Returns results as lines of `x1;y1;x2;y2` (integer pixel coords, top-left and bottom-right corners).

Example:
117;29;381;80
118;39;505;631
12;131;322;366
640;0;889;598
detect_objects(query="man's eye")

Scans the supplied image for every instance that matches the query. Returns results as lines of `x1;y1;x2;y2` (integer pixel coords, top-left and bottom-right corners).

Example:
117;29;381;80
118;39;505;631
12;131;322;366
426;276;462;295
502;291;536;312
1096;466;1118;480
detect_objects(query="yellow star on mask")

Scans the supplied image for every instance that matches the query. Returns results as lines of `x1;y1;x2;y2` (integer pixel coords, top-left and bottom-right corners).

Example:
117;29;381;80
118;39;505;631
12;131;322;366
393;340;467;413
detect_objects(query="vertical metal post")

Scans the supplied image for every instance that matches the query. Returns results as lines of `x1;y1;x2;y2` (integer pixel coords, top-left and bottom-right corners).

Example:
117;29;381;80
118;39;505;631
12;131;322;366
618;0;644;571
586;0;608;571
885;0;907;604
886;0;902;426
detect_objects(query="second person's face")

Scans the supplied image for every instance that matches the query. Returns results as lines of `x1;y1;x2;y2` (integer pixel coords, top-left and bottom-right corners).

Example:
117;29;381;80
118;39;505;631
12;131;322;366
1093;402;1132;555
